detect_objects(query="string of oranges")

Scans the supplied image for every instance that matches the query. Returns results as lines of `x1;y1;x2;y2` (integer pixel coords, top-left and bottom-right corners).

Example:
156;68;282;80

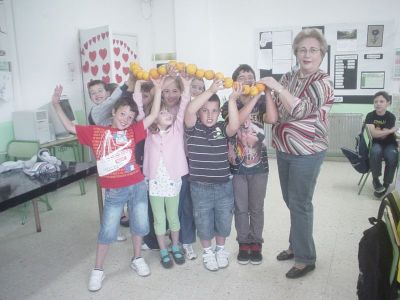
129;60;266;97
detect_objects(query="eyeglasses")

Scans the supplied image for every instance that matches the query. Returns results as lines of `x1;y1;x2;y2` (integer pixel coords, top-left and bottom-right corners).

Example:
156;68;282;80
297;47;321;56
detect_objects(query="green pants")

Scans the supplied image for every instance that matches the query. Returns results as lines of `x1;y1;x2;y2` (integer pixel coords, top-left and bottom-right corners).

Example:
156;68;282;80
150;195;180;235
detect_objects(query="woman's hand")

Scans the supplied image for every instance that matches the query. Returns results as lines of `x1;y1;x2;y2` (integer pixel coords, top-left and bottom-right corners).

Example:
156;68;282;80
51;85;63;106
259;77;283;92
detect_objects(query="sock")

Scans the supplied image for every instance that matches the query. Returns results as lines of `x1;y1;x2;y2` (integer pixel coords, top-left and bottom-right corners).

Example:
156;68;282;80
216;245;225;251
203;246;213;254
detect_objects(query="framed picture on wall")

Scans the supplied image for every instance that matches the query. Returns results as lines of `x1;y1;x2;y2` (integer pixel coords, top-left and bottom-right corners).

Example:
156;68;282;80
360;71;385;89
367;25;384;47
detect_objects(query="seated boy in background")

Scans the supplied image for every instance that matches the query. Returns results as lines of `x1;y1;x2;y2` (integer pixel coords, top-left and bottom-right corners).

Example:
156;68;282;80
365;91;399;197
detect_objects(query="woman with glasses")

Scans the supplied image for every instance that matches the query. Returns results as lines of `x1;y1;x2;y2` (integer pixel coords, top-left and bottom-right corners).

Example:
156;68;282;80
259;28;334;279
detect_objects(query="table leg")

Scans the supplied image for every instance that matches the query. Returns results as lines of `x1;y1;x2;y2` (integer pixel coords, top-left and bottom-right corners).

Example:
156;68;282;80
96;176;103;223
32;199;42;232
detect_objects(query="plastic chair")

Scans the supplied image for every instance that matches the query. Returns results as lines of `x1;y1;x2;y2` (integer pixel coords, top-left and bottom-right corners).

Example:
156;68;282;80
6;140;52;224
358;128;373;195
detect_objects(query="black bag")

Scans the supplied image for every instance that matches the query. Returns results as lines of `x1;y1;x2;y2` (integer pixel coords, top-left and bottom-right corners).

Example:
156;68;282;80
357;195;399;299
341;128;370;174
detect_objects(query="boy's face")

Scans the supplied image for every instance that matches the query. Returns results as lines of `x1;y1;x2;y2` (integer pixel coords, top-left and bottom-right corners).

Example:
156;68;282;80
111;105;136;130
198;101;220;127
236;70;255;86
89;84;108;104
190;79;205;97
373;95;390;115
162;78;181;108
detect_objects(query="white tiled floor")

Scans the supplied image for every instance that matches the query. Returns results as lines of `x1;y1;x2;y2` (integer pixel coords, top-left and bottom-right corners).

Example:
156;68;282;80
0;159;382;300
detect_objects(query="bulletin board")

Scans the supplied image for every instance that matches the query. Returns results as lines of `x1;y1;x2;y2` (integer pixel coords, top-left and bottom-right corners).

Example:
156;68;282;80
256;20;396;104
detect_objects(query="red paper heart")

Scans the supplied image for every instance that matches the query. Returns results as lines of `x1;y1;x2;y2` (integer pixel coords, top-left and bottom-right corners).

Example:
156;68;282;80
82;61;89;73
114;61;121;70
122;53;129;62
89;51;96;62
115;74;122;83
134;53;137;59
113;39;116;44
122;67;129;75
102;75;110;84
119;40;123;45
113;47;120;56
123;43;127;48
99;48;107;60
101;32;106;39
102;63;110;74
84;42;88;49
91;65;99;76
92;36;96;43
97;35;100;41
80;48;85;56
127;46;130;52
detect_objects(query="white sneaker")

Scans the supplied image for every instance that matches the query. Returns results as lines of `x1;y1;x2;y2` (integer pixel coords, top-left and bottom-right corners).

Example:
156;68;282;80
202;250;218;271
117;232;127;242
130;257;151;277
88;269;104;292
141;243;150;250
183;243;197;260
215;248;230;268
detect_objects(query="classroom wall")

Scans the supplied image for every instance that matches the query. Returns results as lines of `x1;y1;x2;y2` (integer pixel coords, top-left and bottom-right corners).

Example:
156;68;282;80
174;0;400;109
1;0;400;157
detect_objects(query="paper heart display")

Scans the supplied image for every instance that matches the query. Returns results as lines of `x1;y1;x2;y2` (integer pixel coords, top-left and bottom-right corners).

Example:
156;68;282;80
99;48;107;60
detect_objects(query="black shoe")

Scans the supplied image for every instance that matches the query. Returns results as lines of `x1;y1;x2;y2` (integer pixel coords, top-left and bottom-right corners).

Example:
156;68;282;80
237;243;250;265
276;250;294;261
120;216;129;227
285;264;315;279
374;189;387;198
249;243;262;265
373;178;385;193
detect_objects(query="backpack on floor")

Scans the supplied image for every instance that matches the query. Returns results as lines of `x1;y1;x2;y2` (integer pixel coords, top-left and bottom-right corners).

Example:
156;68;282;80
341;127;370;174
357;193;400;300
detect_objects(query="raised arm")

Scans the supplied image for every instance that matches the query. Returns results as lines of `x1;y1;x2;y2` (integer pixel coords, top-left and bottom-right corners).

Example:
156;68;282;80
51;85;76;134
263;86;278;124
185;79;224;128
225;91;240;137
133;79;146;121
143;77;164;129
258;76;296;113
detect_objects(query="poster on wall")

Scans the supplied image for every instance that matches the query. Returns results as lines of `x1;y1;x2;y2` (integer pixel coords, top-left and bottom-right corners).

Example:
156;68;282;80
367;25;384;47
360;71;385;89
79;26;138;123
334;54;358;89
0;2;7;57
336;29;358;52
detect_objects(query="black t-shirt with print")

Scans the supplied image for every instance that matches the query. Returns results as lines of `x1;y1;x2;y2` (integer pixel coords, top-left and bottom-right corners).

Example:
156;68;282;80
365;110;397;146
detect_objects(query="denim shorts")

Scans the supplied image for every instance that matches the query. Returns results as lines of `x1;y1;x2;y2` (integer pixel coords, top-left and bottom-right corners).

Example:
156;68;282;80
98;181;149;244
190;180;234;241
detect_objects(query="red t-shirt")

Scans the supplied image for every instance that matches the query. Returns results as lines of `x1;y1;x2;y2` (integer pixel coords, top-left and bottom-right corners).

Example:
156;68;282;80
76;121;147;188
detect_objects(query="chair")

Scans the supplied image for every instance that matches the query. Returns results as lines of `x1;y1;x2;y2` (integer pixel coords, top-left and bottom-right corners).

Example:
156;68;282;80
358;128;373;195
6;140;52;225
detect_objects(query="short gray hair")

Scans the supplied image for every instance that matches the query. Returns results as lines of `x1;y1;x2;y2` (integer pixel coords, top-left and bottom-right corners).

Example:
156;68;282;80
292;28;328;58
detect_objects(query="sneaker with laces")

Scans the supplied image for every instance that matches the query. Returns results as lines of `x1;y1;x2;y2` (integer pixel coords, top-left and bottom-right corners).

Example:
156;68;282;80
203;250;218;271
373;178;385;193
183;244;197;260
88;269;105;292
130;257;151;277
237;243;250;265
249;243;263;265
215;248;230;269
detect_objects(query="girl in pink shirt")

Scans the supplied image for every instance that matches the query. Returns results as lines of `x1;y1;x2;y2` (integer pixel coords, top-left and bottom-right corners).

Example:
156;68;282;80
143;75;191;268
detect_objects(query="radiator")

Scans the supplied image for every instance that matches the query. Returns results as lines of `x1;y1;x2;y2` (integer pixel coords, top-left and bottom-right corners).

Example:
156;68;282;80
264;113;364;155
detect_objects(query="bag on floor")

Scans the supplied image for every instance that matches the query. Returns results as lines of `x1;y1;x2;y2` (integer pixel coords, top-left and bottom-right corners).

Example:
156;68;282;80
357;195;398;300
341;128;369;174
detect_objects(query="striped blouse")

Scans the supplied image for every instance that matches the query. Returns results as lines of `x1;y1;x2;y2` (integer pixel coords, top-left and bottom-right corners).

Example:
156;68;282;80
185;120;231;183
272;69;334;155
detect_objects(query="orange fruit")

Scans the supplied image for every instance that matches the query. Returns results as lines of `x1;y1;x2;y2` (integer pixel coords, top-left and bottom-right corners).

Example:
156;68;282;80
195;69;205;79
255;83;266;93
130;62;140;73
186;64;197;75
149;68;159;79
232;81;240;90
215;72;224;80
242;85;251;95
157;64;167;76
136;70;144;80
168;60;177;67
204;70;215;80
250;86;259;96
133;67;142;77
176;62;186;72
142;71;149;81
223;77;233;88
